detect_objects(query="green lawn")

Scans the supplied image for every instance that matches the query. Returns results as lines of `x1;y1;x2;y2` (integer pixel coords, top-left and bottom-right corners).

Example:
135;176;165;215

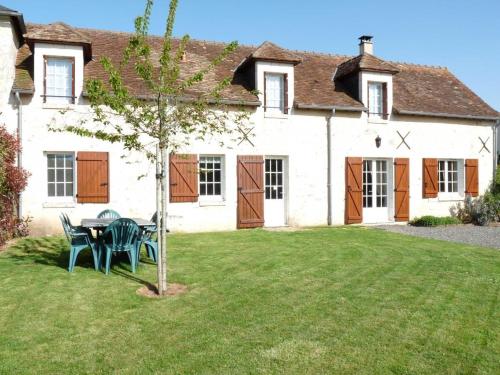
0;227;499;374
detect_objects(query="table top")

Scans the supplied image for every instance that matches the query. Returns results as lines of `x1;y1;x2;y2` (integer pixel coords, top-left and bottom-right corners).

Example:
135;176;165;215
81;218;155;228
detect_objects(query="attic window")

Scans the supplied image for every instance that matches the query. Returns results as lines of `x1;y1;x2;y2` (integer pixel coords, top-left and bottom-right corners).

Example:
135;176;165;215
43;56;75;104
264;73;288;114
368;81;387;119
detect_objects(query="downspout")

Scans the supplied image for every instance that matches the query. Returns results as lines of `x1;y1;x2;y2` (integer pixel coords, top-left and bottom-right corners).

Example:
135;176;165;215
494;119;500;179
14;91;23;218
327;108;335;225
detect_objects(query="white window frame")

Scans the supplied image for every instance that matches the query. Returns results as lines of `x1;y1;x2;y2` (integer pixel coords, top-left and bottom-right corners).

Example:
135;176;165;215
198;155;225;203
45;152;76;202
438;159;464;200
368;81;384;119
44;56;74;105
264;73;285;115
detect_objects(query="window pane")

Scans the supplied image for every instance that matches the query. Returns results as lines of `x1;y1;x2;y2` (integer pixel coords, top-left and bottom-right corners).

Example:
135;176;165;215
56;155;64;168
48;169;55;182
48;183;55;196
214;184;221;195
47;155;55;168
56;183;65;196
66;183;73;196
56;169;64;182
200;184;206;195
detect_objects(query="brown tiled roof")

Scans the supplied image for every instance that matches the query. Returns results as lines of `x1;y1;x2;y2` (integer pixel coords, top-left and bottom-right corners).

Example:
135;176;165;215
12;23;498;119
13;44;33;92
335;53;400;79
392;63;498;119
25;22;92;60
26;22;91;44
249;41;302;64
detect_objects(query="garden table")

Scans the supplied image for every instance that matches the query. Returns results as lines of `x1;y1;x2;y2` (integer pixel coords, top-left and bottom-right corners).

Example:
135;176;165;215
81;218;155;230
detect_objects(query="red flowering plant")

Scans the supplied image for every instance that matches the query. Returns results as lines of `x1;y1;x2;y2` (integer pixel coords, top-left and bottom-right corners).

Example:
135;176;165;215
0;124;30;247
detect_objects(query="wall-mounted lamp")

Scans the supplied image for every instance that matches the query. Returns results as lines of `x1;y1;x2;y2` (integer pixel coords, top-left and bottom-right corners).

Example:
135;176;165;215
375;135;382;148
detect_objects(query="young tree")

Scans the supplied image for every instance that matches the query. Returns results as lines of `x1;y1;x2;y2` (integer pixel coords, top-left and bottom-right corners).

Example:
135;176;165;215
52;0;251;295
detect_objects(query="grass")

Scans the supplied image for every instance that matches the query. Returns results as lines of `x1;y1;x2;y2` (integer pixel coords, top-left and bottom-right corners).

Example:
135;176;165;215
0;227;499;374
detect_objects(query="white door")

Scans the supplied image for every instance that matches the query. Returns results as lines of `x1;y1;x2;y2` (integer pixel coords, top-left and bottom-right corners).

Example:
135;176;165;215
264;158;286;227
362;159;391;223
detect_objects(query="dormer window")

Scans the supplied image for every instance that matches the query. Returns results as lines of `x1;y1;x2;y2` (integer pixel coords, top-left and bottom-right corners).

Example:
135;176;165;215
264;73;288;114
368;81;387;119
44;56;75;104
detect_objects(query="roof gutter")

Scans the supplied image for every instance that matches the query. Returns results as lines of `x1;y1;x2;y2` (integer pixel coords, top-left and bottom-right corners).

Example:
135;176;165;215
494;120;500;179
0;8;26;43
295;103;367;112
82;92;261;107
395;109;499;122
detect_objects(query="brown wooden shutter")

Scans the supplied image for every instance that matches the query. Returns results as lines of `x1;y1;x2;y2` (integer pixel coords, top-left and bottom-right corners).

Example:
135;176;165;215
169;154;198;203
77;152;109;203
382;82;388;119
283;73;288;114
237;155;264;228
422;158;438;198
345;157;363;224
465;159;479;197
394;158;410;221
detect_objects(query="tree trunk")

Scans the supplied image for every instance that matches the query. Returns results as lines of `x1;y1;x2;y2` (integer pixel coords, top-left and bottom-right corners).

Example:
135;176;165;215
159;146;168;295
155;145;164;295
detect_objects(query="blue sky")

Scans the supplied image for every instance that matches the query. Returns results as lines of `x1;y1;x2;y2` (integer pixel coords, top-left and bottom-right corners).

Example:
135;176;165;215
4;0;500;111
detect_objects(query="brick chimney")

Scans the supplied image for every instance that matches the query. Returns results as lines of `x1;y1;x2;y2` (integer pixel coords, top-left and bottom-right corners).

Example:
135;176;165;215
359;35;373;55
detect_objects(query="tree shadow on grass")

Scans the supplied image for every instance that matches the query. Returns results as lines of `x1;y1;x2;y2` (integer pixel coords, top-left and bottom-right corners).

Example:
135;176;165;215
4;237;156;287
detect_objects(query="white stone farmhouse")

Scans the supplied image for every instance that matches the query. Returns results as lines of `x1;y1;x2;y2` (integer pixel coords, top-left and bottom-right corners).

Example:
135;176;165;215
0;5;498;235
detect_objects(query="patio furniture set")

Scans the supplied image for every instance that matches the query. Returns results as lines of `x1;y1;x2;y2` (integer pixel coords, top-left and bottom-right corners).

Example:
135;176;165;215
59;209;159;274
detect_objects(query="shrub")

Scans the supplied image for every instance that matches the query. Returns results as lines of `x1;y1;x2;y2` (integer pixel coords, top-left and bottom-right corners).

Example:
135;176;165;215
409;215;461;227
453;193;500;226
0;124;30;247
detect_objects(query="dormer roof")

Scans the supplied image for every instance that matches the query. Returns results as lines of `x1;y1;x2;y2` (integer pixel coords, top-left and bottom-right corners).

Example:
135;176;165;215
25;22;92;61
248;41;302;64
335;53;400;79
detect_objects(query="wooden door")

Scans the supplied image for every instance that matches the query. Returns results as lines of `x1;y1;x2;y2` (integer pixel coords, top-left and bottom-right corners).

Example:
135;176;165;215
345;157;363;224
394;158;410;221
237;155;264;228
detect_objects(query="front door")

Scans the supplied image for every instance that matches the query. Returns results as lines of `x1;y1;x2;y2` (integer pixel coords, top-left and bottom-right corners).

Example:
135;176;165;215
362;159;391;223
264;158;286;227
237;155;265;229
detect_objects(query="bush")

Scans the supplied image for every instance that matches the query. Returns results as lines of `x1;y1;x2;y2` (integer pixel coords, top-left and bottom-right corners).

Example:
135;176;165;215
0;124;29;247
409;215;461;227
453;193;500;226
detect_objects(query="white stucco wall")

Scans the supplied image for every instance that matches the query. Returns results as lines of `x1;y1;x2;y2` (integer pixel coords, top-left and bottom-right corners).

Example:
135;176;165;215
0;16;18;115
330;112;495;224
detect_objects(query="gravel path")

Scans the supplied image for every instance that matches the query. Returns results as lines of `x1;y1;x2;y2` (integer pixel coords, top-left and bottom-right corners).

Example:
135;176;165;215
376;224;500;249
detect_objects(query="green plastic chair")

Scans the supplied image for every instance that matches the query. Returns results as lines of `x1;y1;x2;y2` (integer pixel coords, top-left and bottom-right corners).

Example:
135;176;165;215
97;209;121;219
100;218;140;275
59;214;99;272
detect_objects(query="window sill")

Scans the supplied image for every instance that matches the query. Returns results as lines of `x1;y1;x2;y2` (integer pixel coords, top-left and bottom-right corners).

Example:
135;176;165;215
437;194;464;202
42;103;76;110
367;117;389;124
43;201;76;208
199;199;226;207
264;112;289;120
